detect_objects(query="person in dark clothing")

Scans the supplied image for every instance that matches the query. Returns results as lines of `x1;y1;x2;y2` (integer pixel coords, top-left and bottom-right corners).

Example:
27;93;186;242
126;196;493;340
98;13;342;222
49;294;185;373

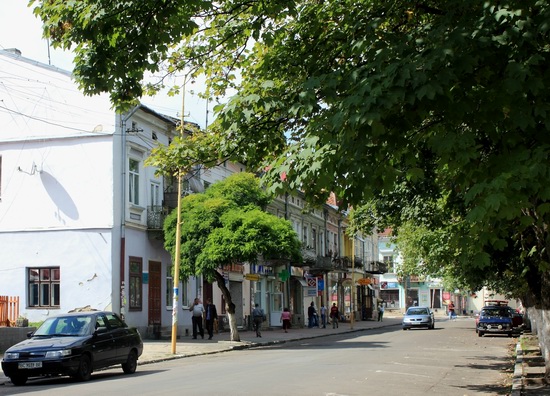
308;302;318;328
204;298;218;340
252;303;265;337
330;303;339;328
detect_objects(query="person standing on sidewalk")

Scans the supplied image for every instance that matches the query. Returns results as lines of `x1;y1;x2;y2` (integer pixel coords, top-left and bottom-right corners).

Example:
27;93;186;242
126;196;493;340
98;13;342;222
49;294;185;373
320;304;327;328
252;303;265;337
308;302;318;328
330;303;339;328
378;304;385;322
204;298;218;340
189;298;205;339
280;307;292;333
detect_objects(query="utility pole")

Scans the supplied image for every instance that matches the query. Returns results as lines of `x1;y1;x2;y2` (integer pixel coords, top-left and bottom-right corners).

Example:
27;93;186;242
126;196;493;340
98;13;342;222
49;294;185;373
171;83;186;354
350;236;355;330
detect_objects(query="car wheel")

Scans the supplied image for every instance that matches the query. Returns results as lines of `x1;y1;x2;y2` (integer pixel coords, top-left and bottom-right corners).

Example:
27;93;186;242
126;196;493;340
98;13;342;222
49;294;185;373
478;331;484;337
10;375;28;386
430;323;435;329
74;354;92;381
122;350;138;374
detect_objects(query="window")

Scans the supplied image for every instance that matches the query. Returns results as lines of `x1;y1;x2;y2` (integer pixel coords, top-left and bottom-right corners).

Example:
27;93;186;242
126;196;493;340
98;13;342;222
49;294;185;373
28;267;60;308
203;180;211;190
312;228;317;250
150;182;160;207
129;159;140;205
383;255;395;272
303;225;308;245
129;257;142;311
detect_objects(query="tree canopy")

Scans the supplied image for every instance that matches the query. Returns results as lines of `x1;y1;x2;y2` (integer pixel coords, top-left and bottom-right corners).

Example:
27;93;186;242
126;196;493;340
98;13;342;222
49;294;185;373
32;1;550;308
162;172;301;340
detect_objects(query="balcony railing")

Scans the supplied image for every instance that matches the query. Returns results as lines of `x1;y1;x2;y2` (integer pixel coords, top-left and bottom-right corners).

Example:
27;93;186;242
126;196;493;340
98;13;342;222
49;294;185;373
365;261;388;274
147;205;165;230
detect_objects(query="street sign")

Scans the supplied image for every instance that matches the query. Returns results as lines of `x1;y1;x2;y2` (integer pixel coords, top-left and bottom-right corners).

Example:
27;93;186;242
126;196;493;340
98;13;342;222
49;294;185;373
245;274;261;281
306;277;317;287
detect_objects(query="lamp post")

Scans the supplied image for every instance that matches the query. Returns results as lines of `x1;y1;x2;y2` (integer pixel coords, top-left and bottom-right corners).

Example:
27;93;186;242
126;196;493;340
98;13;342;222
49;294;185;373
171;82;186;355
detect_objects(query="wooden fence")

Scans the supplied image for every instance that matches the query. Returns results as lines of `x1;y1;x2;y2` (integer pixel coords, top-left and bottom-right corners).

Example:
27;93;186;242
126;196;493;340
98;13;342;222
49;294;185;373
0;296;20;327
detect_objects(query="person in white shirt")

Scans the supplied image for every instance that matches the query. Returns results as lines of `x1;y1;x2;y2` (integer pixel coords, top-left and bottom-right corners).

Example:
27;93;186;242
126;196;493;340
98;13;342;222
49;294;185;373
189;298;205;339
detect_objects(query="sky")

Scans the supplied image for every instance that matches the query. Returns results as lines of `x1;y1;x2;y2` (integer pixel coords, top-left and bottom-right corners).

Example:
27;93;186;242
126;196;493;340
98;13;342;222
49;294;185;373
0;0;213;129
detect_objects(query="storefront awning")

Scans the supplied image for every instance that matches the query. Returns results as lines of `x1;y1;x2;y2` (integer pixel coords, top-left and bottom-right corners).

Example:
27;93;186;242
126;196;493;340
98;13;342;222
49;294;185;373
297;279;308;287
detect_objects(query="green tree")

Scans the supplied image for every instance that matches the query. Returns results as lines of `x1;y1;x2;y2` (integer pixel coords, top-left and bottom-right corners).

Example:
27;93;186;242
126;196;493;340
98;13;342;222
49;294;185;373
163;172;301;341
32;0;550;367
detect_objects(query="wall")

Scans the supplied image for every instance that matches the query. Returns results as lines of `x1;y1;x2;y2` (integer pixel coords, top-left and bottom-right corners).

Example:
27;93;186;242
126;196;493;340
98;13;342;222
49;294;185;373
0;327;37;353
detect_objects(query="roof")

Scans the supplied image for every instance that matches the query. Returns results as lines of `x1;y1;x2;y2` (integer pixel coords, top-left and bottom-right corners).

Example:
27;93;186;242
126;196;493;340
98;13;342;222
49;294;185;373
0;49;116;142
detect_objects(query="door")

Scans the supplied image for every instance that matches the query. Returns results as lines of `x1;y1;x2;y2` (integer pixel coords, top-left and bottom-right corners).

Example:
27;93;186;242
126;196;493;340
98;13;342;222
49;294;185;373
269;293;283;327
148;261;162;326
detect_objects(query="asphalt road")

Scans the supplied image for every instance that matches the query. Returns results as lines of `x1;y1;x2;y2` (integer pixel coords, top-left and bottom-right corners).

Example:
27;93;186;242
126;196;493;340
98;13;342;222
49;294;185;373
0;317;515;395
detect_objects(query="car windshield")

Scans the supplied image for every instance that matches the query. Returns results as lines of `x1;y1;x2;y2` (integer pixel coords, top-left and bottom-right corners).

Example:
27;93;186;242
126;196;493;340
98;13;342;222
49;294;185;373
34;315;94;336
482;308;510;317
407;308;429;315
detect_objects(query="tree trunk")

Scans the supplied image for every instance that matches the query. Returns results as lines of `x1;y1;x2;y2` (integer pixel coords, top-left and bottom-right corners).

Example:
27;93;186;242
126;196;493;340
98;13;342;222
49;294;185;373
214;271;240;342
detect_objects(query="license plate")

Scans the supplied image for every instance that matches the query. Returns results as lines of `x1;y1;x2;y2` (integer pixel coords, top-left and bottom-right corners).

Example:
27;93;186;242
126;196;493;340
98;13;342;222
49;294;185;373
18;362;42;369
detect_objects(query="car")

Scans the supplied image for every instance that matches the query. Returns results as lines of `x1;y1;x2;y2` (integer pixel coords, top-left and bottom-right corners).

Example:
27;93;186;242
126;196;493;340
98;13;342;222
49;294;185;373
1;311;143;386
402;306;435;330
476;305;514;337
475;300;524;334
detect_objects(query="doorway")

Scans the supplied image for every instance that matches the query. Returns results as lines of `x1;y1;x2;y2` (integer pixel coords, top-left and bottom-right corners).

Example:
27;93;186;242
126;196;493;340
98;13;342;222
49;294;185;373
148;261;162;326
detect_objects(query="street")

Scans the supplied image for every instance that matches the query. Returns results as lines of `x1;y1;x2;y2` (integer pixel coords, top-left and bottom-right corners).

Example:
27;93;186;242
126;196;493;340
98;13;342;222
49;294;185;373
0;317;515;395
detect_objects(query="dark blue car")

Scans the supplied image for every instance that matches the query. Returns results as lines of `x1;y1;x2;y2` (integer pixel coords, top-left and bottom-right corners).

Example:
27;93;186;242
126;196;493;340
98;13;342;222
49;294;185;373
476;306;514;337
1;311;143;386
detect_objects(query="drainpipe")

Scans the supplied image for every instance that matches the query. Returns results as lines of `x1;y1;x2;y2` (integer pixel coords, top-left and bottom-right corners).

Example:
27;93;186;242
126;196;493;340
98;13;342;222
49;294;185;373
119;106;141;318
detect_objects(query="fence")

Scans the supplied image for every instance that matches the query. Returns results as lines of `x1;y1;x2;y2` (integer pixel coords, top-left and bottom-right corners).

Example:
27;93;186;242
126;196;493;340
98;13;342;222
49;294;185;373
0;296;20;327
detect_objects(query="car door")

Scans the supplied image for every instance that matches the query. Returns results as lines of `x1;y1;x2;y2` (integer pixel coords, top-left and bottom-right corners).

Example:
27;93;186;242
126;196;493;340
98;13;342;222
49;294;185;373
104;313;133;361
92;313;117;368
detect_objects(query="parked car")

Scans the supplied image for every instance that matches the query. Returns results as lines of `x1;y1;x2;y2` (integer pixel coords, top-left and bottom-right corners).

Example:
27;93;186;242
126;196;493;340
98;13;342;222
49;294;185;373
476;305;514;337
475;300;524;334
1;311;143;386
402;306;435;330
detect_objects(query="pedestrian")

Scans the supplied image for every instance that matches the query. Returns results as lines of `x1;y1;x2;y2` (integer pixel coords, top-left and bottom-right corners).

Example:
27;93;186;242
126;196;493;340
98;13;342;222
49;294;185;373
280;307;291;332
448;301;455;320
330;303;339;328
320;304;327;329
378;304;385;322
252;303;265;337
308;301;318;328
189;297;205;339
204;298;218;340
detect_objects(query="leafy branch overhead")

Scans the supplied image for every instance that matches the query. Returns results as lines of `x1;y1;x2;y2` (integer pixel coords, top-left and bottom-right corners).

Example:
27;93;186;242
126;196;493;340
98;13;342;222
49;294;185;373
33;0;550;308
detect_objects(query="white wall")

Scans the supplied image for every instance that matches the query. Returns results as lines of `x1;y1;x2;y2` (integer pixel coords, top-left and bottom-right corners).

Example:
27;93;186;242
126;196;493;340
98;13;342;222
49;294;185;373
0;136;114;231
0;230;114;322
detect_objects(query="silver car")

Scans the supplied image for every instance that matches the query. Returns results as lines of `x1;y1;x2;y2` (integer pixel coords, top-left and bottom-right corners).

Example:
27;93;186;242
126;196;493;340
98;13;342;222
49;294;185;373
402;307;435;330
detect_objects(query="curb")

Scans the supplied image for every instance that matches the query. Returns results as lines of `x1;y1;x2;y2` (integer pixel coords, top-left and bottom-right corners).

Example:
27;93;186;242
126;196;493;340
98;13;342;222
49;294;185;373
512;341;523;396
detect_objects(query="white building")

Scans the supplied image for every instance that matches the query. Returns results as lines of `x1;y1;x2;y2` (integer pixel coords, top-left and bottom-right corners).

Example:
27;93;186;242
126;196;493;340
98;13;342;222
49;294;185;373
0;49;238;336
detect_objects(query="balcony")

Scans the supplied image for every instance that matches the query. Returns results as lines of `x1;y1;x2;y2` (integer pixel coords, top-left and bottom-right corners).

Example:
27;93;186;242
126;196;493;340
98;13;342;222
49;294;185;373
365;261;388;274
147;205;166;230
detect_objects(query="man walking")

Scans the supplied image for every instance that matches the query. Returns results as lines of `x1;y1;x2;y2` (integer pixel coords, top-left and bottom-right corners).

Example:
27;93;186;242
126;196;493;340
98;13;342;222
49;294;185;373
252;303;265;337
204;298;218;340
330;303;339;329
189;298;205;339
